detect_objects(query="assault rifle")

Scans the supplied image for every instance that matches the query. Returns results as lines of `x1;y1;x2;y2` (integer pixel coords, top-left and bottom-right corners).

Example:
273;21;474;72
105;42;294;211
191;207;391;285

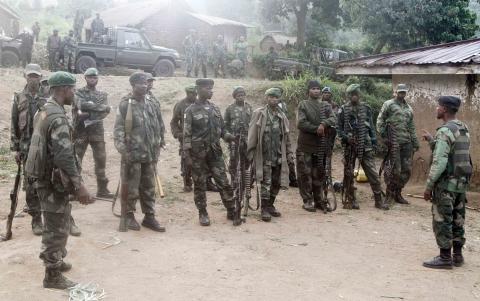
233;128;249;226
1;161;22;241
379;123;399;200
341;122;358;209
119;99;133;232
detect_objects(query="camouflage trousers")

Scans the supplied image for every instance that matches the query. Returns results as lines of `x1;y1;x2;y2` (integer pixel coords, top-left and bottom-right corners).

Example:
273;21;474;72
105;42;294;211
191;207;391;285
48;48;60;71
191;146;233;210
185;52;195;75
228;142;248;185
386;142;413;192
260;163;282;208
343;148;382;197
37;188;71;269
214;57;226;78
22;157;40;216
179;141;192;187
121;160;156;215
63;49;76;73
75;138;109;187
296;151;324;205
431;186;466;249
194;56;207;78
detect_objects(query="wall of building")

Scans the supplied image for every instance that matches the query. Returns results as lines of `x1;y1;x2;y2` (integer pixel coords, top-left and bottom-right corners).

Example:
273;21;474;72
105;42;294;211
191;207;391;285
0;11;17;37
393;74;480;188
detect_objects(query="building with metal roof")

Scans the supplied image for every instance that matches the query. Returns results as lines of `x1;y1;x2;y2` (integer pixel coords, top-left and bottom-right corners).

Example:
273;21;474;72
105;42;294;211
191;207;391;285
0;1;20;37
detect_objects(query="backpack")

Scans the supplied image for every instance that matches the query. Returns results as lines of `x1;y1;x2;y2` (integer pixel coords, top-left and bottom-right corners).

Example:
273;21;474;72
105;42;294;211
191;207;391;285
443;121;473;182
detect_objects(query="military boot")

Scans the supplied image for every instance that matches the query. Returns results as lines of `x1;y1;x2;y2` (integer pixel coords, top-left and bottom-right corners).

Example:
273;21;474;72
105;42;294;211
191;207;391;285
69;217;81;237
142;214;166;232
261;207;272;222
32;214;43;236
226;208;235;221
183;177;193;192
395;189;409;205
374;192;389;210
126;212;141;231
206;178;219;192
96;180;114;198
59;261;72;272
351;199;360;210
199;208;210;226
423;249;453;270
453;241;464;267
43;268;77;290
302;200;316;212
268;197;281;217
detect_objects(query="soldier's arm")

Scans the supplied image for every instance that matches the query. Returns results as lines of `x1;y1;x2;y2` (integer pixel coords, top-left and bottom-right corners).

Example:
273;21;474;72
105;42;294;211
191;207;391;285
324;103;336;128
284;117;294;161
183;108;193;151
408;109;420;149
367;106;377;144
113;103;127;155
223;106;233;137
218;107;234;142
170;103;182;139
157;106;165;147
296;101;317;133
336;107;348;143
246;110;260;162
10;95;20;152
376;101;388;137
425;128;452;190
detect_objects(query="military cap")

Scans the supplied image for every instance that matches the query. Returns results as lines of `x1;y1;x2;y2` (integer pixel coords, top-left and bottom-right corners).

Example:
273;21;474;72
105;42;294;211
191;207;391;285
84;67;99;76
48;71;76;87
396;84;409;92
346;84;361;94
196;78;214;87
232;86;245;97
129;72;148;85
185;84;196;93
145;72;155;81
307;80;321;90
265;87;282;98
24;64;42;76
322;86;332;93
438;96;461;110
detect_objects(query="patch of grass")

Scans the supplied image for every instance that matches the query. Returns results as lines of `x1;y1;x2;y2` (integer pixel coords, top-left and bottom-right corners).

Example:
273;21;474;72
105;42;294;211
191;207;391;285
0;145;18;182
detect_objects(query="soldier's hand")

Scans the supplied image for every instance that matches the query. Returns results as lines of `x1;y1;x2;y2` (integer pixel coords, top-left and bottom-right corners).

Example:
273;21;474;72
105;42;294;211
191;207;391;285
423;189;432;202
184;151;193;169
421;129;433;142
15;152;22;164
76;184;94;205
316;124;325;136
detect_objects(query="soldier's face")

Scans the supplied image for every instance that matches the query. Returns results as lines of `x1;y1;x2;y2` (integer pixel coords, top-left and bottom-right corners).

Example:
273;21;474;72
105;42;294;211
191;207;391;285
350;93;359;104
235;92;246;103
436;105;446;119
186;91;197;101
26;73;41;90
322;92;332;101
309;87;321;99
63;86;76;105
85;76;98;87
197;85;213;100
267;95;279;107
147;80;154;91
397;91;406;100
132;81;148;96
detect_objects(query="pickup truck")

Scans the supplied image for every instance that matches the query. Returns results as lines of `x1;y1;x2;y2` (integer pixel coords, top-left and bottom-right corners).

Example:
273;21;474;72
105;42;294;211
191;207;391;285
0;36;22;67
76;27;181;77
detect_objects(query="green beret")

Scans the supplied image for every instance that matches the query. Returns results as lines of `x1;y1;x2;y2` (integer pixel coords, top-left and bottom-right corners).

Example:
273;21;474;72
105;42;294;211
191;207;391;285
265;87;282;98
48;71;76;87
129;72;148;85
84;68;99;76
185;84;196;93
196;78;214;87
346;84;361;94
232;86;245;97
145;72;155;81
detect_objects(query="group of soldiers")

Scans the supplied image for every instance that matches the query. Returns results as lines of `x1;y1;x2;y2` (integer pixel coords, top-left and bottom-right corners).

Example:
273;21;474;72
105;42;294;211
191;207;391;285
7;61;472;289
183;30;249;78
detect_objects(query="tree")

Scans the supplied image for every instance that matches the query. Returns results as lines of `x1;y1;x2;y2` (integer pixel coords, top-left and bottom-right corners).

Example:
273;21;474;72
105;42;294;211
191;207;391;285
344;0;478;53
261;0;340;49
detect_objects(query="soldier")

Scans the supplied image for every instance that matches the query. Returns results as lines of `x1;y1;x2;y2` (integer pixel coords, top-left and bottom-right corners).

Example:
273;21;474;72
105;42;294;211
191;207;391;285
90;13;105;39
247;88;294;222
25;71;93;289
212;35;227;78
194;34;208;78
10;64;48;235
337;84;389;210
183;30;196;77
72;68;113;199
113;72;165;232
170;84;196;192
73;10;84;42
377;84;419;205
17;28;34;67
146;73;166;148
266;46;278;80
63;30;77;73
32;21;40;42
322;86;338;112
421;96;471;269
322;86;338;175
47;29;61;71
224;86;252;182
235;36;248;71
296;80;336;212
183;79;236;226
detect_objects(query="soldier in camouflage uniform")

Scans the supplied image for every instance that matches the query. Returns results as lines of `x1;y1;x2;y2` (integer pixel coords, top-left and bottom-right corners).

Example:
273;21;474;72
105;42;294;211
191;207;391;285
235;36;248;72
47;29;61;71
73;68;113;199
183;30;197;77
10;64;48;235
25;71;93;289
377;84;419;205
296;80;336;212
183;79;236;226
62;30;77;73
422;96;471;270
194;35;208;78
213;35;227;78
90;13;105;40
170;85;196;192
337;84;389;210
247;88;294;222
73;10;84;42
113;72;165;232
224;86;252;182
146;73;166;146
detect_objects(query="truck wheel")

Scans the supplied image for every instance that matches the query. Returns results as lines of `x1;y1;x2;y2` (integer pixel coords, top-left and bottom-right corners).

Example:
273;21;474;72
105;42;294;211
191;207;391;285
153;59;175;77
76;56;97;74
1;50;20;67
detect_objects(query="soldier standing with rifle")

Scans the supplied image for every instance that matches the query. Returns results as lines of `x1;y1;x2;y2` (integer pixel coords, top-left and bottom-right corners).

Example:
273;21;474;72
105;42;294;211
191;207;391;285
62;30;77;73
213;35;227;78
421;96;472;270
183;30;197;77
10;64;48;236
377;84;419;205
296;80;336;212
183;79;236;226
47;29;61;71
195;34;208;78
337;84;388;210
25;71;93;289
73;68;113;199
113;72;165;232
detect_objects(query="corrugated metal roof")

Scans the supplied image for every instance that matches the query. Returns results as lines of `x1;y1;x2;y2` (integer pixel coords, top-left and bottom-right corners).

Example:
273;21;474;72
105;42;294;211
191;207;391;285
0;1;21;19
337;38;480;68
186;12;254;28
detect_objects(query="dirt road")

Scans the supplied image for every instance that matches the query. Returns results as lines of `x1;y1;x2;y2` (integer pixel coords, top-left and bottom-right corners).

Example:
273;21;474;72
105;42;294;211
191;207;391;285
0;70;479;301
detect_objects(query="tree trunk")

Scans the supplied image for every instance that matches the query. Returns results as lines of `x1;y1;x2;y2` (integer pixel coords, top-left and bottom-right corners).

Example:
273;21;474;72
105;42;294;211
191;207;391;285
294;1;308;49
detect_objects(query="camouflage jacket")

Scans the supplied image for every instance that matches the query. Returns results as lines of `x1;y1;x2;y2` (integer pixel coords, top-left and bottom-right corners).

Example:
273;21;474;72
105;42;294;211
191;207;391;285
47;35;61;50
377;98;419;149
183;35;195;56
235;42;248;57
114;95;164;163
147;91;165;145
63;35;77;52
213;41;227;59
337;101;376;151
183;99;232;152
73;86;109;142
224;101;252;137
195;40;208;60
10;86;48;155
170;97;194;140
91;18;104;34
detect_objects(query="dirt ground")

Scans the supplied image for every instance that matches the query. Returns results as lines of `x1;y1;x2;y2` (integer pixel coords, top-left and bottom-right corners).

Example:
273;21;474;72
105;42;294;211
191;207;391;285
0;68;479;301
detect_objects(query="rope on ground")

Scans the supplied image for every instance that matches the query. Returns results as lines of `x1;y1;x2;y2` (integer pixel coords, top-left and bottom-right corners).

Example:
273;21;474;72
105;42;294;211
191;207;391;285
68;282;106;301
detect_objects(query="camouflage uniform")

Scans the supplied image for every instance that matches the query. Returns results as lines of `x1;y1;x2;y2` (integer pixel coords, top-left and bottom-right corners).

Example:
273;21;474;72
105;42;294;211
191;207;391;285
235;40;248;68
62;33;77;73
296;97;336;210
32;23;40;42
47;32;61;71
72;86;110;194
266;48;278;80
90;16;105;39
213;38;227;78
183;34;196;77
377;94;419;200
278;97;298;187
194;38;208;78
18;31;34;67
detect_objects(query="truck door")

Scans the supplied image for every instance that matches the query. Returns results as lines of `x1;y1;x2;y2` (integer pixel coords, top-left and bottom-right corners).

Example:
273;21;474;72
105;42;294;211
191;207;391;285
116;30;153;68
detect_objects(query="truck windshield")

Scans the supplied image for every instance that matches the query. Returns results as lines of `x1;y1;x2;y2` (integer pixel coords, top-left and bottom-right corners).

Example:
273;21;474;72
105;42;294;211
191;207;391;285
124;31;149;49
